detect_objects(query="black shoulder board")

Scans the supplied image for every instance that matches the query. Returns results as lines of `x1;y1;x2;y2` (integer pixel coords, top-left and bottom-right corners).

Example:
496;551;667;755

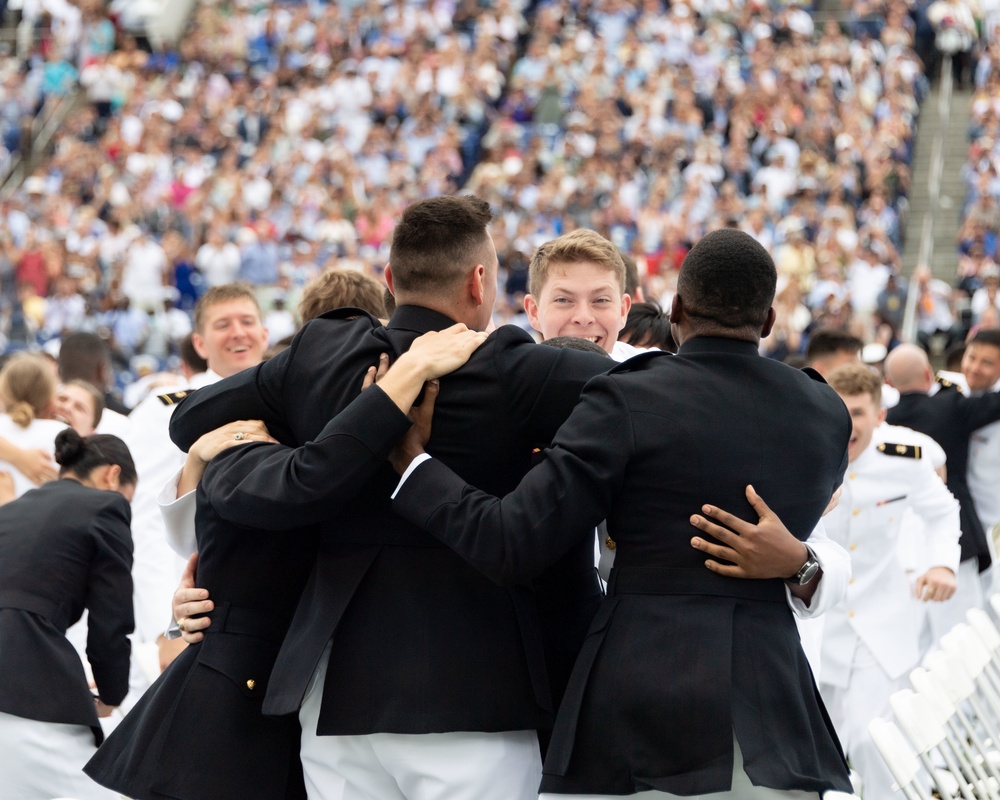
877;442;922;459
158;390;191;406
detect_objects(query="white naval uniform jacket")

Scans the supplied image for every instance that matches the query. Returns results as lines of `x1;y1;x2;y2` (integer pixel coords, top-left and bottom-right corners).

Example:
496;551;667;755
820;438;961;686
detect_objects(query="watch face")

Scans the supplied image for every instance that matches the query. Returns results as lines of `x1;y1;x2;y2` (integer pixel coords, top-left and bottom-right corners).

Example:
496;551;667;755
798;560;820;585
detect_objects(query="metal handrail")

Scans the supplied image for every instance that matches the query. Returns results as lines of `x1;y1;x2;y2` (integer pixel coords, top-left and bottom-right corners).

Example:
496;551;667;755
902;54;952;344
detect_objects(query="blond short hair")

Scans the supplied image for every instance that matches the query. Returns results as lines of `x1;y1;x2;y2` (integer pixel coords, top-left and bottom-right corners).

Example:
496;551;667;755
0;353;56;428
299;270;386;323
827;362;883;404
528;229;626;298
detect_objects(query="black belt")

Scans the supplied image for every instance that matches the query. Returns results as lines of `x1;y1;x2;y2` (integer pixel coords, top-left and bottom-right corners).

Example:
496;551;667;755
0;588;69;630
608;566;787;603
200;602;289;643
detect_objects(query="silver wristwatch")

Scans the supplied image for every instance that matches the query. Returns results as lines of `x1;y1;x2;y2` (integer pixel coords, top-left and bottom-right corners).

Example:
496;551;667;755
786;545;820;586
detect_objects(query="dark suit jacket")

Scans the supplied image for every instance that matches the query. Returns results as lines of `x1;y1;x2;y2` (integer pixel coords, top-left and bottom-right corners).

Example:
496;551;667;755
0;479;133;745
169;306;609;735
886;386;1000;571
87;386;412;800
393;336;854;796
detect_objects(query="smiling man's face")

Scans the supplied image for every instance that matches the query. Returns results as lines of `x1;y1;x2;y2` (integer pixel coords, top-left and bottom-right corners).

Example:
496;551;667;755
192;298;268;378
525;261;631;354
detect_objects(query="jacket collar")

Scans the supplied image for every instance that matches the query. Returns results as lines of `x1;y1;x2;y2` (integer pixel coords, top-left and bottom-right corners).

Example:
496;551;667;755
677;336;760;357
387;305;463;335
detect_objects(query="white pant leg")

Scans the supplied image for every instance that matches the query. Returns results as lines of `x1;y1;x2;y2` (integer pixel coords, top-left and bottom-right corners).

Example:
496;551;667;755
372;730;541;800
0;711;122;800
540;735;818;800
299;644;541;800
820;643;906;800
926;558;984;644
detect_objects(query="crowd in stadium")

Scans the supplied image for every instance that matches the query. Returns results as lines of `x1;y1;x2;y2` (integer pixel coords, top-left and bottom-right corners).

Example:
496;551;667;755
3;1;1000;799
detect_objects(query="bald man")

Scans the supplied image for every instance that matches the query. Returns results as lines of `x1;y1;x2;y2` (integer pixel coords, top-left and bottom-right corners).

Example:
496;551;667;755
885;343;1000;636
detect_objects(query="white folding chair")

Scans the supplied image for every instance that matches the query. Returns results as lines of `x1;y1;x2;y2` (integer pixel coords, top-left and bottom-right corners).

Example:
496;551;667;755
868;716;936;800
911;665;1000;798
939;624;1000;733
890;688;976;800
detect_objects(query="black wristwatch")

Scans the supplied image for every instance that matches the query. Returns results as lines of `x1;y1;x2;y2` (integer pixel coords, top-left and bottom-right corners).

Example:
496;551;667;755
786;545;820;586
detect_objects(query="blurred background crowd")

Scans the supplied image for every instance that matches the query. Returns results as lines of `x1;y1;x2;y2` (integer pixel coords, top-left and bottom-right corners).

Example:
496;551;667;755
0;0;991;404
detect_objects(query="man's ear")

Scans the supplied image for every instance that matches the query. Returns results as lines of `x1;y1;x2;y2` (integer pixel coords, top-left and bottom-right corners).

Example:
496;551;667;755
524;294;542;334
469;264;487;306
619;293;632;328
668;293;683;325
191;332;209;360
760;306;777;339
384;264;395;296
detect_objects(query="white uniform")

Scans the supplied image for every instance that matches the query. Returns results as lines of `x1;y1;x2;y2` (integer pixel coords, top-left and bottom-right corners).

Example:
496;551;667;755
820;437;961;800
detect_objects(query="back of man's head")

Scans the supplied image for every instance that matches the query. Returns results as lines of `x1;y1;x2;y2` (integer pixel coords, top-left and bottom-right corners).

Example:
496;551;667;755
179;332;208;379
621;251;644;301
388;195;494;298
806;329;863;376
299;269;386;323
59;331;110;389
676;229;776;334
884;343;933;393
620;302;676;352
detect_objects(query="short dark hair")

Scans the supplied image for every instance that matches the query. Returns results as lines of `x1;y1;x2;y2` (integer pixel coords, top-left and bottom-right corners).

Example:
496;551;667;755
179;333;208;375
389;195;494;295
59;332;110;385
806;329;864;361
621;251;641;297
969;328;1000;350
540;336;613;357
620;302;676;352
945;344;966;372
677;229;776;332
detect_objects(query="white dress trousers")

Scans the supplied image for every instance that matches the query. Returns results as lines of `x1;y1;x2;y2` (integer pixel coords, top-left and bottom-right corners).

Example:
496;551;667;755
299;644;543;800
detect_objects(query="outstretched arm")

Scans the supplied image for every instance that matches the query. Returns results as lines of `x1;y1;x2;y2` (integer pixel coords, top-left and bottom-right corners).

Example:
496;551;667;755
689;485;851;612
391;373;631;584
206;326;487;530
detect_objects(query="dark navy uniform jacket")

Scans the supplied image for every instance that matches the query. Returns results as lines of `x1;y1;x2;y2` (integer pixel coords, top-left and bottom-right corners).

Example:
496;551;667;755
393;336;854;796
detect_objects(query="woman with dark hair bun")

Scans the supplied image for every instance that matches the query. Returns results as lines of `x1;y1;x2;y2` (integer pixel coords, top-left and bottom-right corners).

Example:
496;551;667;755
0;428;136;799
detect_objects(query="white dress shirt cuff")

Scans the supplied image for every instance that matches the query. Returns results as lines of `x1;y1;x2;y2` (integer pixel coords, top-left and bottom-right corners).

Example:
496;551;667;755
391;453;433;499
157;468;198;558
785;520;851;619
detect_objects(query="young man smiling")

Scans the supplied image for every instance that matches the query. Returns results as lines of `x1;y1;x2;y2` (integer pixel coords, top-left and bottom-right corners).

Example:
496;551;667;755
523;229;641;361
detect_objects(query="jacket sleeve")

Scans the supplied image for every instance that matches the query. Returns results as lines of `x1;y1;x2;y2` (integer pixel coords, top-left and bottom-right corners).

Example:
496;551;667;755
494;326;611;447
203;385;413;530
85;494;134;707
959;390;1000;434
393;373;632;584
169;343;294;451
910;457;963;572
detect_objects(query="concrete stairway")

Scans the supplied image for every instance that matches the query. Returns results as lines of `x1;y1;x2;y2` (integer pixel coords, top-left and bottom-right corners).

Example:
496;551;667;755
903;74;974;283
